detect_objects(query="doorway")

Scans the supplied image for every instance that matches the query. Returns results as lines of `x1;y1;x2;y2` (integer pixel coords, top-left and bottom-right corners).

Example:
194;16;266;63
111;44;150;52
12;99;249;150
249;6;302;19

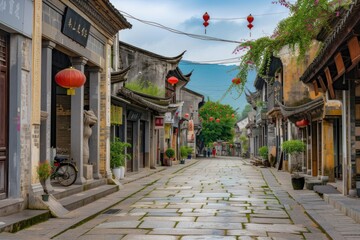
126;121;134;172
0;32;8;200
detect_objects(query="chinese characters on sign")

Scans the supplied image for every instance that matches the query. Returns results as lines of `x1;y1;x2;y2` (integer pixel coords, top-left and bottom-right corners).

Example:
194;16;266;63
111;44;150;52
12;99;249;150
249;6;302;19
154;116;164;129
187;120;195;143
62;7;91;47
0;0;25;34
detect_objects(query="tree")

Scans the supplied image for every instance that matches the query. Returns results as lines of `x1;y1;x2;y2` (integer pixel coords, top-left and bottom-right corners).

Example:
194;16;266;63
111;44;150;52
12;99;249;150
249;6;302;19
199;101;237;146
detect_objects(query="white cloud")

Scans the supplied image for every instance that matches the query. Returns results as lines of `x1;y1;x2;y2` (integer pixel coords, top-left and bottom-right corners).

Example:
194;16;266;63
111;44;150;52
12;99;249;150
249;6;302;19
113;0;290;62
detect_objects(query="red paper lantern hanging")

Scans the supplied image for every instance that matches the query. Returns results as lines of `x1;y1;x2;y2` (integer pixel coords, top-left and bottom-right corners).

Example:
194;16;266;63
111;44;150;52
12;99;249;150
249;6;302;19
184;113;189;118
202;12;210;34
209;117;214;122
232;78;241;85
216;118;220;123
167;76;179;86
295;119;309;128
247;14;254;37
231;113;235;118
55;67;86;95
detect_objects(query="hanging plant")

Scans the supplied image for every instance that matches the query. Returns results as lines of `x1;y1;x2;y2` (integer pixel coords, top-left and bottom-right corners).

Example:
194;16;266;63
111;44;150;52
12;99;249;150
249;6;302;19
221;0;352;100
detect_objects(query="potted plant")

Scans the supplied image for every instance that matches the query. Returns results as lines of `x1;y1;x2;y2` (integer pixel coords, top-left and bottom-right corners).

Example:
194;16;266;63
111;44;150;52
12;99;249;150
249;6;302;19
259;146;270;167
165;148;175;166
186;147;193;159
180;146;188;164
37;161;52;201
110;138;131;180
282;139;306;190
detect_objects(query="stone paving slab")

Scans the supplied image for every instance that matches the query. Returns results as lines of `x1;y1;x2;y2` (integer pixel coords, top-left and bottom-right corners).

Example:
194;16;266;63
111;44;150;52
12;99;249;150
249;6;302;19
150;228;225;235
122;234;179;240
176;221;242;230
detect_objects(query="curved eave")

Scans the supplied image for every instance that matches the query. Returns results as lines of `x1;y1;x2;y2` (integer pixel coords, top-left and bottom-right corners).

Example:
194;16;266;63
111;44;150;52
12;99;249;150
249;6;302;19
278;97;324;119
111;66;131;84
69;0;131;37
117;88;176;113
119;41;186;64
167;67;191;82
300;0;360;83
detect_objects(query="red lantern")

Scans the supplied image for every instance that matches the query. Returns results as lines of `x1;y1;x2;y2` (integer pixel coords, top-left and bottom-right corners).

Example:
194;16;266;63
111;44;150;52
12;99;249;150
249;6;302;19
203;12;210;22
167;76;179;86
55;67;86;95
209;117;214;122
216;118;220;123
247;14;254;23
296;119;309;128
247;14;254;37
232;78;241;85
231;114;235;118
184;113;189;118
202;12;210;34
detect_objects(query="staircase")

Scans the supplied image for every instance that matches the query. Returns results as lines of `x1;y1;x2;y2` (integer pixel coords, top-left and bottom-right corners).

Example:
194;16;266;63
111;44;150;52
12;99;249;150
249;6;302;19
52;179;119;211
0;179;118;233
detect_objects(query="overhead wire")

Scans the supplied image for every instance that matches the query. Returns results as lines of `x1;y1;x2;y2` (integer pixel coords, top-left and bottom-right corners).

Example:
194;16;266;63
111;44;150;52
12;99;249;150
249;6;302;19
119;10;248;44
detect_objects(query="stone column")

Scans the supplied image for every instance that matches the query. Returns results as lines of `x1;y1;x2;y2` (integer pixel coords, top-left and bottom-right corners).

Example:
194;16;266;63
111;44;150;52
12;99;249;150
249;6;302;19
40;41;55;161
40;40;56;192
322;119;335;182
71;57;88;184
88;67;102;179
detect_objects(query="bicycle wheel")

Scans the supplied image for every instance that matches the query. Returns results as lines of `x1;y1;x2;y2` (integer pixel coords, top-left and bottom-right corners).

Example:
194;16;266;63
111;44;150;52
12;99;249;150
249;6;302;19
56;164;77;186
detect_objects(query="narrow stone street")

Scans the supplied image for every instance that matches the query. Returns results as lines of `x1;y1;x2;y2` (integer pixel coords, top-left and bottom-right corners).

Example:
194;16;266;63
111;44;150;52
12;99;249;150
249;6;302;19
52;158;329;240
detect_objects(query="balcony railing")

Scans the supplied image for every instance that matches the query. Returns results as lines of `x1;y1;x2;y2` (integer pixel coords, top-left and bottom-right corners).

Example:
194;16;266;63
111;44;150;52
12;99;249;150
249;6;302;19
256;105;267;124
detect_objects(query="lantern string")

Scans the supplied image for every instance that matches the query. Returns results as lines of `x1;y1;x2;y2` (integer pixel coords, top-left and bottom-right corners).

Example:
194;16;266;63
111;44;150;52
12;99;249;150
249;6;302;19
119;10;244;44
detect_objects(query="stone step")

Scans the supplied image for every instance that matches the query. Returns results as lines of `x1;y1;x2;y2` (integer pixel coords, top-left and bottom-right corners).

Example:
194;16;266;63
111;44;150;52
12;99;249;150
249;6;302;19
51;178;107;200
0;209;49;233
58;184;119;211
0;199;24;217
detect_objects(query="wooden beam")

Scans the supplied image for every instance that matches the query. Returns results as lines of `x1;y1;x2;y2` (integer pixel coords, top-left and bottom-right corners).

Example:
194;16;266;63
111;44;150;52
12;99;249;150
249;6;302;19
313;80;319;96
318;76;327;93
348;36;360;64
334;52;345;77
324;67;335;99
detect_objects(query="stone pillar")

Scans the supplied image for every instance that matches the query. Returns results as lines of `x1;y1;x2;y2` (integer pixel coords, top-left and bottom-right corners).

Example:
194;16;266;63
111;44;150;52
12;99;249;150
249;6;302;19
88;67;102;179
71;57;87;184
40;41;55;161
40;40;56;192
322;119;335;182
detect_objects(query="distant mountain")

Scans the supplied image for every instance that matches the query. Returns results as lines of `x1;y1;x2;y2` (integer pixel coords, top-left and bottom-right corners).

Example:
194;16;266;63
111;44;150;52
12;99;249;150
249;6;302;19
179;60;256;113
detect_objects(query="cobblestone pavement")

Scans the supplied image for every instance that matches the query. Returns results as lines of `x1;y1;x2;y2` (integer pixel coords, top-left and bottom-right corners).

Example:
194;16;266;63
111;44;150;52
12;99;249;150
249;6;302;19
53;158;330;239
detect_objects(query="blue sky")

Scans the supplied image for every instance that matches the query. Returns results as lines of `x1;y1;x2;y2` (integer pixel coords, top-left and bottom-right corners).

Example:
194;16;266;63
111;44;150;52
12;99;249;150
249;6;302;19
113;0;290;62
112;1;290;111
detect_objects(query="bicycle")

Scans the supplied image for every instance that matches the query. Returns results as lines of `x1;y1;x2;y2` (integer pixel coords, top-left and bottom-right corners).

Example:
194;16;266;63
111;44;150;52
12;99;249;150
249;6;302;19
51;155;78;186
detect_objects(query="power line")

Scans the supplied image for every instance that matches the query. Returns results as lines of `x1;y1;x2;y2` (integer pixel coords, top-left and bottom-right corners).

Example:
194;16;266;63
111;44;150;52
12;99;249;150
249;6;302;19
119;10;246;44
212;12;289;20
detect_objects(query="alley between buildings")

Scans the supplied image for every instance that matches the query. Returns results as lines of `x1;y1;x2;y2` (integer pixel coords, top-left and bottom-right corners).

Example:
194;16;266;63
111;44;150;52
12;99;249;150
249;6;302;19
3;157;360;239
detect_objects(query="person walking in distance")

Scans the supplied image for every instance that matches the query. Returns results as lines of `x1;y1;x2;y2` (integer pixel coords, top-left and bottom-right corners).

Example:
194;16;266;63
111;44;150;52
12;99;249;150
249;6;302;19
212;147;216;158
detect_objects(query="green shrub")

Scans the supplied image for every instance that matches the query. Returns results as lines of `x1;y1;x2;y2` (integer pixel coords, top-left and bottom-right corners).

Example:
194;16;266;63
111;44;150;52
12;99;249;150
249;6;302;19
281;140;305;155
282;140;306;174
110;138;131;168
165;148;175;158
180;146;188;159
259;146;268;160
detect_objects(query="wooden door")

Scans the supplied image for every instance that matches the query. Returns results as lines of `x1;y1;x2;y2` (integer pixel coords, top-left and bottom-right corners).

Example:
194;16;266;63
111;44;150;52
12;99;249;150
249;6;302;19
0;33;8;200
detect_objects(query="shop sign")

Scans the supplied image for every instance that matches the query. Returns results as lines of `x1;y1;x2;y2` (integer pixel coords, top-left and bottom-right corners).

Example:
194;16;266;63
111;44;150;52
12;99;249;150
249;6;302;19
187;120;195;143
154;116;164;129
111;105;123;125
164;124;171;139
164;112;173;123
127;110;142;121
62;7;91;47
0;0;29;35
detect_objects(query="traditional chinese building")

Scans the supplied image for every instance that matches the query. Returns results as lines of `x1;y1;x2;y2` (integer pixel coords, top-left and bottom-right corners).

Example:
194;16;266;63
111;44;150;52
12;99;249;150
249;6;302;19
299;0;360;195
